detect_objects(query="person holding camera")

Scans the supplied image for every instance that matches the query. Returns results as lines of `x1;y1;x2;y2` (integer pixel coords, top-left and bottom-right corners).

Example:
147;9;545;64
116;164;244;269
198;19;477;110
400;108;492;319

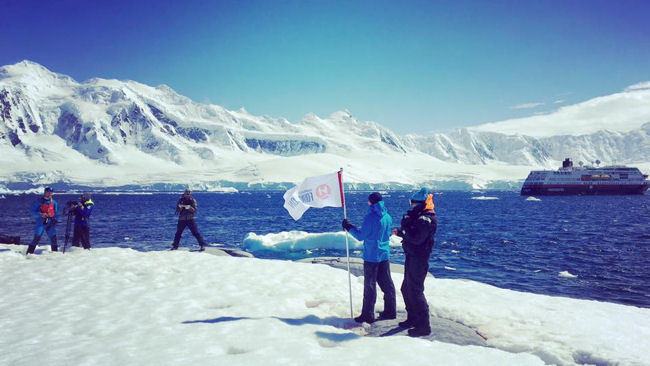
394;187;437;337
341;192;396;324
72;192;94;249
26;187;59;254
171;189;207;251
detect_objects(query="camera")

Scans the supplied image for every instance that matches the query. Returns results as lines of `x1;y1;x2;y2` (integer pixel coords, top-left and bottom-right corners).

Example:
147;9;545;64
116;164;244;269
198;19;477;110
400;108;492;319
64;201;80;215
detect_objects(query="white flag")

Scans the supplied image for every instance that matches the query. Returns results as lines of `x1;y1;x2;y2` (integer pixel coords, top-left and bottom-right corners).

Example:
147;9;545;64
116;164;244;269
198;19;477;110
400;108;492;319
283;171;343;220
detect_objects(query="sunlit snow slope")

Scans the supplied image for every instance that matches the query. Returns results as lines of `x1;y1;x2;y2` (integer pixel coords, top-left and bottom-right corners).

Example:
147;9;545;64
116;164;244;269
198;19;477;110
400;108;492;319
1;61;649;189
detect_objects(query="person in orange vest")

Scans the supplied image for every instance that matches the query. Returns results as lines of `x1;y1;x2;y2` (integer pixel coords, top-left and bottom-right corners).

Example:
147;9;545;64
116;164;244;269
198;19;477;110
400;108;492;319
394;187;437;337
26;187;59;254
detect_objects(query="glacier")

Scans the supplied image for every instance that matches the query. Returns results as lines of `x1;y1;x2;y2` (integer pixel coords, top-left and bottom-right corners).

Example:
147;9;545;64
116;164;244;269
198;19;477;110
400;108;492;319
1;60;649;191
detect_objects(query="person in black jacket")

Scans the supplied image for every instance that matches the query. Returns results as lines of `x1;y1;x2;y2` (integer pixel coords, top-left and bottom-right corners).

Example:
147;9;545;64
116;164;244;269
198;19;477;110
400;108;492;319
170;189;207;251
394;187;437;337
71;192;94;249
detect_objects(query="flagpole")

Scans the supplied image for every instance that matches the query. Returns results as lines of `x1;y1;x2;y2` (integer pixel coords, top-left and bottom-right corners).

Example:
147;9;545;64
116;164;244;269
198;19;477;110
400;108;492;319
338;168;354;319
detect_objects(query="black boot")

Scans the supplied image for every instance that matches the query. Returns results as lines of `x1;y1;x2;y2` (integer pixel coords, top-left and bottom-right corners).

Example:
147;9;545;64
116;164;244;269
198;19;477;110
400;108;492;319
377;311;396;320
26;245;36;255
407;327;431;337
398;318;415;328
354;314;375;324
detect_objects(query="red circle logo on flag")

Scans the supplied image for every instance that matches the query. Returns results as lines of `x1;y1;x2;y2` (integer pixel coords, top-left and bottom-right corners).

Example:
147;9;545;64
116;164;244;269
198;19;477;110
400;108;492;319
315;184;331;200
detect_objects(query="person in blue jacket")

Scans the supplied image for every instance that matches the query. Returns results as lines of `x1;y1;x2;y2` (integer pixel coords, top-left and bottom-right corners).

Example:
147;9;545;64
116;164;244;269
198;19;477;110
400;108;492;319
342;192;396;323
72;192;94;249
26;187;59;254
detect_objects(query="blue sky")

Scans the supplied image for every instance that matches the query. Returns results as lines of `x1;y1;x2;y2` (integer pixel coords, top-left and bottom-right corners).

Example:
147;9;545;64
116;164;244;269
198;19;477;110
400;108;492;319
1;0;649;133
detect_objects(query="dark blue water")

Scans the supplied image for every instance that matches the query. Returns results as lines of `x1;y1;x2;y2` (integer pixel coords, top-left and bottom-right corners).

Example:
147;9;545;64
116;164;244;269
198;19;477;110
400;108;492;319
1;191;649;308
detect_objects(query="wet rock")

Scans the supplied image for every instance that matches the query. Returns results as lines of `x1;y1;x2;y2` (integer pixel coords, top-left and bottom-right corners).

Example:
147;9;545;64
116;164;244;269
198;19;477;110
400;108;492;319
361;310;488;347
297;256;433;278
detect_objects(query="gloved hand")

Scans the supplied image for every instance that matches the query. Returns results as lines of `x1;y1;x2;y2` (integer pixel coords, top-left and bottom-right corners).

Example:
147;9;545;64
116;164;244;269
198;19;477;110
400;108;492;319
341;219;355;231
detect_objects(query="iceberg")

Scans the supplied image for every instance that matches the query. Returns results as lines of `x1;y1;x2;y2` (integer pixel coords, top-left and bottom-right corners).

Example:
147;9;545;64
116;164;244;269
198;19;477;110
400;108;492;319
471;196;500;200
243;231;403;252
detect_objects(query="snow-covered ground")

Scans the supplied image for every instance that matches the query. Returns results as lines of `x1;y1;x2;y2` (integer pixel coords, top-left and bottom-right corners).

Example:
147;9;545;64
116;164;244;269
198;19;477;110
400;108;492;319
2;244;649;366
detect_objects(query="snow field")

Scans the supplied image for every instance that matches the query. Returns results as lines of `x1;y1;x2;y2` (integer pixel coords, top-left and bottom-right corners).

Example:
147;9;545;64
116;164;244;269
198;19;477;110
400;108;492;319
0;246;549;365
2;245;649;365
430;278;650;365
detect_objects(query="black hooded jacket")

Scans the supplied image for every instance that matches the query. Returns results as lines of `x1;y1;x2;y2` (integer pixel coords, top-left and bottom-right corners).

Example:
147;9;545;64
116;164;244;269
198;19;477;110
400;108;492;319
396;204;437;257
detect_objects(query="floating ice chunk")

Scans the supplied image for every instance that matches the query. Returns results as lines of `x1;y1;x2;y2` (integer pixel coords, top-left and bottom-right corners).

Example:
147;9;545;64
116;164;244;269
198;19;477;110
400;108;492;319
444;266;457;271
451;250;460;254
558;271;578;278
389;235;403;247
243;231;362;252
526;196;542;202
471;196;499;200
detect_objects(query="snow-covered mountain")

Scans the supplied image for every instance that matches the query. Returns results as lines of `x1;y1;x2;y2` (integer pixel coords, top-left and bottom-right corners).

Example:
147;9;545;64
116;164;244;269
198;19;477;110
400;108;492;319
1;60;649;190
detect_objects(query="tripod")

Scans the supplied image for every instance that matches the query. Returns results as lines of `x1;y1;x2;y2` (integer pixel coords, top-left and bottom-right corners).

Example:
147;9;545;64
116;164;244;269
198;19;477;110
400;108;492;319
62;205;76;254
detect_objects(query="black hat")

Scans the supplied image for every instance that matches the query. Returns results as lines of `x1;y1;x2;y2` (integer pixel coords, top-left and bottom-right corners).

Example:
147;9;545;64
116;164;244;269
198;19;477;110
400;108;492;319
368;192;383;205
44;187;53;193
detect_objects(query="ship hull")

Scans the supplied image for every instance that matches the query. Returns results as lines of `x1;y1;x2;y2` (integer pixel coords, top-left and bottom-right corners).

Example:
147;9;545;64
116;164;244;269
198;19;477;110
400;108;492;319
521;184;649;196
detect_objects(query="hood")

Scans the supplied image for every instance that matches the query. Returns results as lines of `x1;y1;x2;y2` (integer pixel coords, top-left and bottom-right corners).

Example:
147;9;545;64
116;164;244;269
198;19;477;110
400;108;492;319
369;200;388;217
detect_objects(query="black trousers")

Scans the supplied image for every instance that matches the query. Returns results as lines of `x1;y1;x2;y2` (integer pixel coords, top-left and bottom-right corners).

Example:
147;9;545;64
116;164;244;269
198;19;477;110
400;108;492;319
72;225;91;249
401;254;431;329
173;219;207;248
361;260;397;319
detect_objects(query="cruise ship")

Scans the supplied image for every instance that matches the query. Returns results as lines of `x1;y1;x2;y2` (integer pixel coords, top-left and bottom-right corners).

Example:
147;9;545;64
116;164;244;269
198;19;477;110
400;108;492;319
521;158;649;196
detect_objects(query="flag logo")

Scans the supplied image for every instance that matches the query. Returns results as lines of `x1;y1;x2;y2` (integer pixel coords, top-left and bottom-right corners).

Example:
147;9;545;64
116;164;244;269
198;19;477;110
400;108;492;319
315;184;331;200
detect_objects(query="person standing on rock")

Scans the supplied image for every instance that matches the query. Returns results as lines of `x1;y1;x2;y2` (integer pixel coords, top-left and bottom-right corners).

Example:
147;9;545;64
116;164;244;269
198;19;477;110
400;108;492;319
26;187;59;254
171;189;207;251
342;192;396;323
394;187;437;337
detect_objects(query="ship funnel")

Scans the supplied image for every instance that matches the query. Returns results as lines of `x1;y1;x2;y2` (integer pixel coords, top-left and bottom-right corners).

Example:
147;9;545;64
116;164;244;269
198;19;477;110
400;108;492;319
562;158;573;168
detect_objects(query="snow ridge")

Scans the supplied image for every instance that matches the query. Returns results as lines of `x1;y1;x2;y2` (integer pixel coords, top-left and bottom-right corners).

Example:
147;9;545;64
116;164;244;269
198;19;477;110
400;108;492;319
1;60;649;187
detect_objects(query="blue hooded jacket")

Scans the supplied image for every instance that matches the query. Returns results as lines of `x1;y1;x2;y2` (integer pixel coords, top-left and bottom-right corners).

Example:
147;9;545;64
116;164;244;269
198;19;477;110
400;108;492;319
349;201;393;263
